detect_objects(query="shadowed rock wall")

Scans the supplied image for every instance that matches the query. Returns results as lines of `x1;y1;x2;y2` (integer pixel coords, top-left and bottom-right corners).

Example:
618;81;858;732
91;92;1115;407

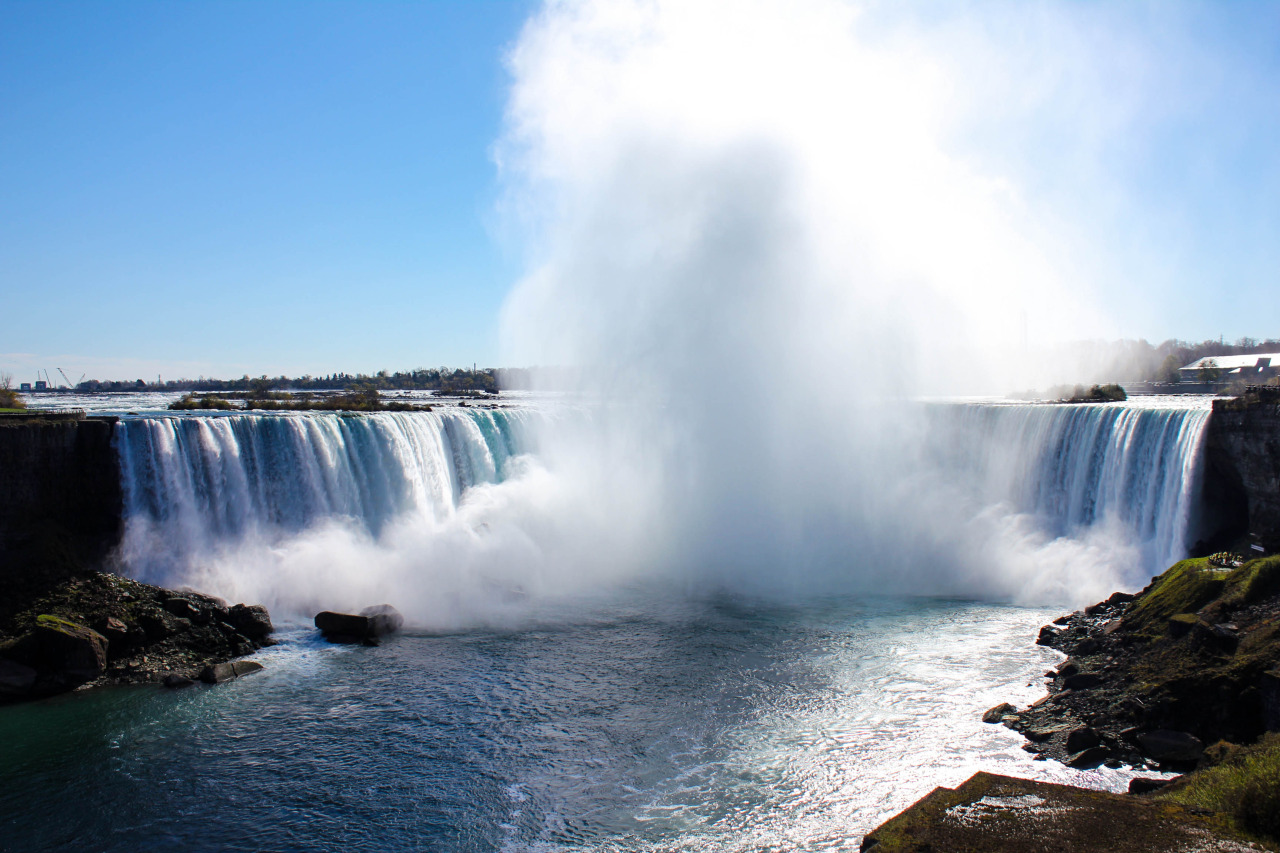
0;416;123;619
1205;390;1280;553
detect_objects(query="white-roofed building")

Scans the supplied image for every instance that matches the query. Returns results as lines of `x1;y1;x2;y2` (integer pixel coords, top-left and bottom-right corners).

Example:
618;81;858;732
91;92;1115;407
1179;353;1280;382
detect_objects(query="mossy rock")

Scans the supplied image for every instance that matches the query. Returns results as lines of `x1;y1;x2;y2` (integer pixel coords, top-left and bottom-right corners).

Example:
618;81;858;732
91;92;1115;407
1126;560;1227;638
1167;613;1199;638
34;614;102;637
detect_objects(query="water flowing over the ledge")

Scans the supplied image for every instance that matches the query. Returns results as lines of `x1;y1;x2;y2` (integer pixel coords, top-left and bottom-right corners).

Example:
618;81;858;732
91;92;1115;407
928;400;1211;576
110;398;1213;613
114;409;538;586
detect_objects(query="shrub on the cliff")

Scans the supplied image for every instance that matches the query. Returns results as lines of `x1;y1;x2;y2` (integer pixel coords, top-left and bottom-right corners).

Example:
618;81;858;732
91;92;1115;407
1066;383;1127;403
0;374;25;410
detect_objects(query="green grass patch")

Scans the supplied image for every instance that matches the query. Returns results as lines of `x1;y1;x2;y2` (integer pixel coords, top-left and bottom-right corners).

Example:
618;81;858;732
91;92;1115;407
1159;732;1280;843
1240;557;1280;605
1125;559;1226;637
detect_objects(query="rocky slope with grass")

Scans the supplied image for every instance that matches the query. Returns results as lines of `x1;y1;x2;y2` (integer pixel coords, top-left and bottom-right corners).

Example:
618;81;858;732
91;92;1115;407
862;554;1280;851
1004;555;1280;772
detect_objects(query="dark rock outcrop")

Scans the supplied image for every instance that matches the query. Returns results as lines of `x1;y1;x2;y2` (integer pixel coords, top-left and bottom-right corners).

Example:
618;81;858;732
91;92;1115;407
996;555;1280;771
226;604;273;641
315;604;404;644
1137;730;1204;764
32;614;108;683
0;571;274;702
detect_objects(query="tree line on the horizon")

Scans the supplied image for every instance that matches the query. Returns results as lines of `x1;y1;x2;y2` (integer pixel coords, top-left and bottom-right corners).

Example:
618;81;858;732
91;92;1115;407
76;367;503;395
70;366;576;394
50;338;1280;396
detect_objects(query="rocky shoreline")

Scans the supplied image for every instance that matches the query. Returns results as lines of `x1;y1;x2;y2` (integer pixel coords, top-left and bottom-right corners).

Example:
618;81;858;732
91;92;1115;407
0;570;274;702
862;555;1280;851
995;556;1280;774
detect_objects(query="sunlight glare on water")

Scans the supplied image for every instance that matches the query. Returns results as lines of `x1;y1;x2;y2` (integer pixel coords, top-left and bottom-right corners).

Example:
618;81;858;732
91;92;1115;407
0;593;1146;853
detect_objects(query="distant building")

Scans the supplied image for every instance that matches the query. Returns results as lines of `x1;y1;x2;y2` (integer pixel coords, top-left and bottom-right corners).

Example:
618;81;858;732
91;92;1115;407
19;382;31;391
1179;353;1280;382
33;380;47;391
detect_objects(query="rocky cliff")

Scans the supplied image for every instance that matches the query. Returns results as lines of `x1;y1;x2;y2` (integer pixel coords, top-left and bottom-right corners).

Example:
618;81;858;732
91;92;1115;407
0;414;123;622
1206;388;1280;553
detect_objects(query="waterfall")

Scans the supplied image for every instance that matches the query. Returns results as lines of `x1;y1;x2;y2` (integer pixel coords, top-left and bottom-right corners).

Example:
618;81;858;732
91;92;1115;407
929;400;1212;574
110;399;1214;609
114;409;538;584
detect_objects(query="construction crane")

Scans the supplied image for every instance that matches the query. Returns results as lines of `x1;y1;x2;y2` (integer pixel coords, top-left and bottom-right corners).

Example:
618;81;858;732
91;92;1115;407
57;368;75;390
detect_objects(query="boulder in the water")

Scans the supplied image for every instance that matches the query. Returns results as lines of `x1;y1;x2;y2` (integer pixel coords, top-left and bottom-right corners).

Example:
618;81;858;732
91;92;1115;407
1066;746;1109;769
982;702;1016;723
360;604;404;636
315;605;403;643
199;660;265;684
314;611;368;642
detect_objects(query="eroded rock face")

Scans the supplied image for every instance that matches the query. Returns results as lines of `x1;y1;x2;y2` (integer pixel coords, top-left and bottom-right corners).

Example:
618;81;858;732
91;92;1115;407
1204;392;1280;551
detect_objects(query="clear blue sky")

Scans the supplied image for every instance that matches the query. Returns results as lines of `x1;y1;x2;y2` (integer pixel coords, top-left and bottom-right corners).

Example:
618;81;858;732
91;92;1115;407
1;0;1278;382
1;1;532;381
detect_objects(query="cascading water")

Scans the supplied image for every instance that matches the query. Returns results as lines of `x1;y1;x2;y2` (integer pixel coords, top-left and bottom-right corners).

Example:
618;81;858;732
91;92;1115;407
114;408;538;588
927;398;1212;585
109;396;1215;614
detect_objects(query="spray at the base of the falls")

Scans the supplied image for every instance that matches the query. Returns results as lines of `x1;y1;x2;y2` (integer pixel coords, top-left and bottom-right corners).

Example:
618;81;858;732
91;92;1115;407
112;398;1213;625
113;409;559;625
917;399;1212;604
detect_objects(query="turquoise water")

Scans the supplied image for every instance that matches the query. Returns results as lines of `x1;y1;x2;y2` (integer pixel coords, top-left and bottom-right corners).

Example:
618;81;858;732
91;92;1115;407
0;593;1139;852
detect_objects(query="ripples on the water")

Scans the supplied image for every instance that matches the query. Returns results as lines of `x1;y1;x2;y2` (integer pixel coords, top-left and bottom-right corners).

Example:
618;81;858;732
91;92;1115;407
0;594;1144;852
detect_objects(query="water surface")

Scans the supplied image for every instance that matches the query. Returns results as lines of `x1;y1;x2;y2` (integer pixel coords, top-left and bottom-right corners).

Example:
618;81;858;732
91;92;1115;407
0;594;1139;852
